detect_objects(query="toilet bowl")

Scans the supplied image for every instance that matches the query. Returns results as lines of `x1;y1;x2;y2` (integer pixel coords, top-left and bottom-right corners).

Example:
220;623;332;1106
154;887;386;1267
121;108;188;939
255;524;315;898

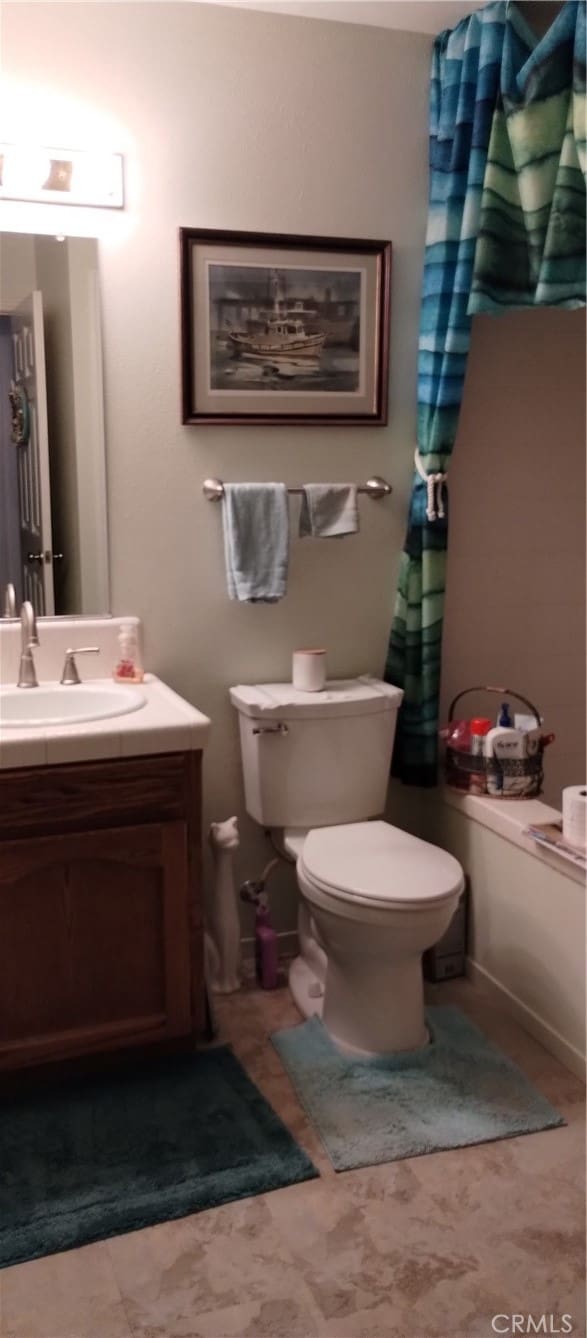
289;820;464;1055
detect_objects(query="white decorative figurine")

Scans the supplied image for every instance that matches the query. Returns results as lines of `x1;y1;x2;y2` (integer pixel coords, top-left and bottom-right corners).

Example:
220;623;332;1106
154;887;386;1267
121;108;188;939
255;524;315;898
205;816;242;994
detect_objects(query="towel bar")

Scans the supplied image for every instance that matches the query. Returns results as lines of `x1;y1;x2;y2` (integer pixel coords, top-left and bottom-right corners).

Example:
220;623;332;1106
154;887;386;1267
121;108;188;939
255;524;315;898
202;476;392;501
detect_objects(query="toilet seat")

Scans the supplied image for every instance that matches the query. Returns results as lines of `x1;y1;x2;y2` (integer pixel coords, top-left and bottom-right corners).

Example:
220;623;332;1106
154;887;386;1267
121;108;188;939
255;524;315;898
298;820;464;912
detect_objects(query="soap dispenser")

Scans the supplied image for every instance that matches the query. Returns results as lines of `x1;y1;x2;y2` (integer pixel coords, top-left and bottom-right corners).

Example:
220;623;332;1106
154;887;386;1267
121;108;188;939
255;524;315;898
113;622;144;684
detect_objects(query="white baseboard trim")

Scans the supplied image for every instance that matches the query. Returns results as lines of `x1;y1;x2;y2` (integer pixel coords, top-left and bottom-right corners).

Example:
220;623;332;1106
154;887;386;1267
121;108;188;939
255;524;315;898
241;929;298;966
467;956;585;1082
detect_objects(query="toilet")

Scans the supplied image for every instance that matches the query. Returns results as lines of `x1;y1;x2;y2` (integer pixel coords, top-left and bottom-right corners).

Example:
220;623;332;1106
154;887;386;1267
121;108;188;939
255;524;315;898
230;676;464;1056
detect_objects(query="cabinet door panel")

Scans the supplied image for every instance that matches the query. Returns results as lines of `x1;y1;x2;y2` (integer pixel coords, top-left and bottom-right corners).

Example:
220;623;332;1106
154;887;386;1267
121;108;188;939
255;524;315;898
0;822;192;1069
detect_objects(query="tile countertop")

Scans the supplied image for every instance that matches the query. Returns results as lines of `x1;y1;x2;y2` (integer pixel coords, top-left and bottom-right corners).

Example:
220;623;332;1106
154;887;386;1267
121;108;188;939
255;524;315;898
0;674;211;769
442;787;584;887
0;614;210;768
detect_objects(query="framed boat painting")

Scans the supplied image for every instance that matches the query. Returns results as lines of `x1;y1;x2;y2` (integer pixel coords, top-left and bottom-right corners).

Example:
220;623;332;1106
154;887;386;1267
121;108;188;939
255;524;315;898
180;228;391;425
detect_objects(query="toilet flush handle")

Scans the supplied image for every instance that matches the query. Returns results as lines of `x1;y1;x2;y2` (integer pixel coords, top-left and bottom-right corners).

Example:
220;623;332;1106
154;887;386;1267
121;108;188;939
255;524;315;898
252;722;289;736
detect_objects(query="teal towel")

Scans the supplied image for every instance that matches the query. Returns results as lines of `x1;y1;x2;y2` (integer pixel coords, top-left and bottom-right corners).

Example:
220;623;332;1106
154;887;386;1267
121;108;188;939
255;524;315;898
222;483;289;602
299;484;359;537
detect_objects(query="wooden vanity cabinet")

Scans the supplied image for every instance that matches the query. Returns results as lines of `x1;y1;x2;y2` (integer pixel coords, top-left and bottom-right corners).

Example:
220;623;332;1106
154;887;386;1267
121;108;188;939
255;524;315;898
0;751;204;1074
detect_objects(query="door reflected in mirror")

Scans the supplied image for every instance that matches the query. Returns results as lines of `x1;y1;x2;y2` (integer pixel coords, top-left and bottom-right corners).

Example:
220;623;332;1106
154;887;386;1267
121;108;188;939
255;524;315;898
0;232;110;616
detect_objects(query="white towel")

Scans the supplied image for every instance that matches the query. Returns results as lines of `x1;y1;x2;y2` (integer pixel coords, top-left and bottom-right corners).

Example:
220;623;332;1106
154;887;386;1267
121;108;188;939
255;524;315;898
299;484;359;538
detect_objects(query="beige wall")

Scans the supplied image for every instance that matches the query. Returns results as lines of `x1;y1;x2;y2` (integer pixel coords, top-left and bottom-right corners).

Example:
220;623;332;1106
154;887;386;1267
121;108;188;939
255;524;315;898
441;309;587;810
2;2;430;931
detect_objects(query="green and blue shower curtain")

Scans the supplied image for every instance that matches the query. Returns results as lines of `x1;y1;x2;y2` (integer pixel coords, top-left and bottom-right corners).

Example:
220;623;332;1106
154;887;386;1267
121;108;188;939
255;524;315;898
386;0;586;785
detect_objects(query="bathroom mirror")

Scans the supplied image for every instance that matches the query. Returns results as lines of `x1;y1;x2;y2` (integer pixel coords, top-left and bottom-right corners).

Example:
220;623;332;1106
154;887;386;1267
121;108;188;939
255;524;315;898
0;232;110;617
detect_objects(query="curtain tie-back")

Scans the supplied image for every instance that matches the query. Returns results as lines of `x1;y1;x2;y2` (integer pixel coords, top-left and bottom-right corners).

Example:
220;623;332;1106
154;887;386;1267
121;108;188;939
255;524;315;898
414;448;447;522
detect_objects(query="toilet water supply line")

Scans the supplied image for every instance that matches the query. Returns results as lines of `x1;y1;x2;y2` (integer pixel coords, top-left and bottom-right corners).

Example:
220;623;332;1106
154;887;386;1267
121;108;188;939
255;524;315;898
414;448;448;522
239;855;281;908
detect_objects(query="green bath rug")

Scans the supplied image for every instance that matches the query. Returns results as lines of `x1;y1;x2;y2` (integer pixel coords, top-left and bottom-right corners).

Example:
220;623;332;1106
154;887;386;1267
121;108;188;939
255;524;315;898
272;1007;565;1171
0;1046;317;1269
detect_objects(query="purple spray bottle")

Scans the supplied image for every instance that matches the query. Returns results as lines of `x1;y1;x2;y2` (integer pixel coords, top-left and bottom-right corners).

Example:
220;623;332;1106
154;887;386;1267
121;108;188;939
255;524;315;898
254;894;279;990
240;869;280;990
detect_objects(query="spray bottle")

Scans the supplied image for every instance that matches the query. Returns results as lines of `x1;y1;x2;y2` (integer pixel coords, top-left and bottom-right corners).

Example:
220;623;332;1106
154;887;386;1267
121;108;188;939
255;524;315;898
254;894;279;990
240;862;279;990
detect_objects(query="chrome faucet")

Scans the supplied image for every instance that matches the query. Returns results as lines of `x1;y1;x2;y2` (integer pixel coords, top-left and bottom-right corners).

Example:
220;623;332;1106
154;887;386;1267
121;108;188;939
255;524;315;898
17;601;39;688
2;583;16;618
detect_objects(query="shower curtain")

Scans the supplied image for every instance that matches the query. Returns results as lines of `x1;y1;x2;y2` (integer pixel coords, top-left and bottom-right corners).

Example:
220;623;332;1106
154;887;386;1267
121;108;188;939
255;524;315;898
386;0;586;786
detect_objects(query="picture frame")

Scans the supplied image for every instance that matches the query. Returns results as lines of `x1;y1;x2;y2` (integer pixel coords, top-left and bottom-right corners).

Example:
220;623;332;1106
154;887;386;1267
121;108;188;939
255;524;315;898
179;228;391;425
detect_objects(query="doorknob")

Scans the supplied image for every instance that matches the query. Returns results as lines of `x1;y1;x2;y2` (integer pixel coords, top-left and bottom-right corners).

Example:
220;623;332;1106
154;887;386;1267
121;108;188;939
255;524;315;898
52;552;64;561
27;552;45;564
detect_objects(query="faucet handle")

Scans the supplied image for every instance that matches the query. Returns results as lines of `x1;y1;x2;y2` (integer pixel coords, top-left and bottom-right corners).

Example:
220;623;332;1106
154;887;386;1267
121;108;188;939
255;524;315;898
60;646;100;686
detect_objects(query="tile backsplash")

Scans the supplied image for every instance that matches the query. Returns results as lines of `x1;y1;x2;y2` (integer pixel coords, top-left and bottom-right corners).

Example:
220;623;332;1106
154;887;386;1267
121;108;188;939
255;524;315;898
0;617;141;686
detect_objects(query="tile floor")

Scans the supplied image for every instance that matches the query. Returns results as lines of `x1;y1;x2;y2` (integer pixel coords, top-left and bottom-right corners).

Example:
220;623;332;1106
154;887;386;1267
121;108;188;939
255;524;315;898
0;974;584;1338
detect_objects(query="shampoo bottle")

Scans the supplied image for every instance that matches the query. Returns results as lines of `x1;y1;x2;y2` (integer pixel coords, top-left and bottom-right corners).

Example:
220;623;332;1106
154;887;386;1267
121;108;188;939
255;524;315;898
485;727;505;795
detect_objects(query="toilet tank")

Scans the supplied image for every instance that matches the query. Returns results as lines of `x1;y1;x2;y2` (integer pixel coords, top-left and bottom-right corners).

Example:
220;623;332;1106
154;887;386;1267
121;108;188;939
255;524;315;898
229;676;403;829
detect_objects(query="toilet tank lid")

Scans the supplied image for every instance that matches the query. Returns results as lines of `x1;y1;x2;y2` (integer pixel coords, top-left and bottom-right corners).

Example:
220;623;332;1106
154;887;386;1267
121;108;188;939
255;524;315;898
229;676;403;720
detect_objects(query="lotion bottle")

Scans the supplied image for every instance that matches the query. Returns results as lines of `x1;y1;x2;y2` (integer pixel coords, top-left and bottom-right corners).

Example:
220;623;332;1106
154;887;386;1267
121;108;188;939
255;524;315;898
485;726;526;796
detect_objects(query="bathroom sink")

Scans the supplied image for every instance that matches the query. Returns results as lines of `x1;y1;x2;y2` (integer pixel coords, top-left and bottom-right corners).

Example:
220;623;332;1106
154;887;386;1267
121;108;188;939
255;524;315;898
0;682;147;729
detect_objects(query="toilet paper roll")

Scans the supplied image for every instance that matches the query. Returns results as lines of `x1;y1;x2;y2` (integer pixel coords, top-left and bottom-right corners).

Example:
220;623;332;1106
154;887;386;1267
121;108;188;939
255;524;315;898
292;648;326;692
562;785;587;850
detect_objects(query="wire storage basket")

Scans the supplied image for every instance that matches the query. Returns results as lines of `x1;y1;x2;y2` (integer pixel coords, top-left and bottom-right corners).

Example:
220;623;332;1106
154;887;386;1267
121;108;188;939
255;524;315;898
442;686;552;799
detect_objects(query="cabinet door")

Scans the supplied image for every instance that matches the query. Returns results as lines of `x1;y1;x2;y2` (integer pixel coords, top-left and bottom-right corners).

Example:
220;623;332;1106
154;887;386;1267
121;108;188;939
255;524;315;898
0;822;192;1070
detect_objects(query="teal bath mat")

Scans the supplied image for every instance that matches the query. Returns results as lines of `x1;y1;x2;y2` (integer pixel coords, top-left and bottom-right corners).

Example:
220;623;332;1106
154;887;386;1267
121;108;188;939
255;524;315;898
272;1007;565;1171
0;1047;317;1269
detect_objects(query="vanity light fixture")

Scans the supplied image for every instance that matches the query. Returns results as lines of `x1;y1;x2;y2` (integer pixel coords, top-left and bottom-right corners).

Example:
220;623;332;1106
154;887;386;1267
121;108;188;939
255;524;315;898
0;144;124;209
